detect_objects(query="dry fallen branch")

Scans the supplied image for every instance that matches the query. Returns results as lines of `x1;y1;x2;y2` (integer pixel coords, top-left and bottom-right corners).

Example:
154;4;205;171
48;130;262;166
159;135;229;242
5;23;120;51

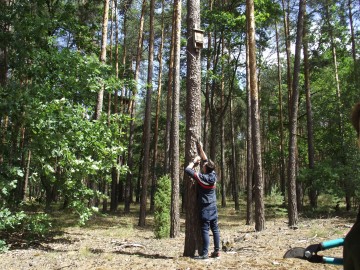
111;240;146;250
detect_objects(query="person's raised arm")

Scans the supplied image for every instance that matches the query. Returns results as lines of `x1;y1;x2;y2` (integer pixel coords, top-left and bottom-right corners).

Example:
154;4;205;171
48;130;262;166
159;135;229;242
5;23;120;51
196;140;208;161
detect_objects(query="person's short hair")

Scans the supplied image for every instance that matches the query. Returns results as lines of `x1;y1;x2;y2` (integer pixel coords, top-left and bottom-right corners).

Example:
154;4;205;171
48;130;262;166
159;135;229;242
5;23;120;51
205;159;215;173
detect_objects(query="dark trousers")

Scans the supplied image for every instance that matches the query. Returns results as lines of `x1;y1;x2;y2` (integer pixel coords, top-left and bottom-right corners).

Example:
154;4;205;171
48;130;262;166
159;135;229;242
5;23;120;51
200;205;220;256
344;221;360;270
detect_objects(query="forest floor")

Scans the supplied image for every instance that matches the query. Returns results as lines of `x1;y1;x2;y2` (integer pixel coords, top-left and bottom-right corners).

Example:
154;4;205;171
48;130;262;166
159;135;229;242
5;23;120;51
0;202;356;270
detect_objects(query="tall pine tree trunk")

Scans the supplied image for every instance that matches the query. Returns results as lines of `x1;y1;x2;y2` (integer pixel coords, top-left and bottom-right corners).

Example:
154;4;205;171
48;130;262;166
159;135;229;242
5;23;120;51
183;0;202;256
247;0;265;232
246;30;253;226
139;0;155;226
124;0;146;213
95;0;110;120
303;8;317;208
287;0;306;227
203;0;213;152
91;0;109;208
150;0;165;213
110;0;120;213
170;0;182;238
230;98;239;211
164;8;176;174
275;21;286;196
0;0;9;166
282;0;293;116
220;32;226;208
348;0;356;62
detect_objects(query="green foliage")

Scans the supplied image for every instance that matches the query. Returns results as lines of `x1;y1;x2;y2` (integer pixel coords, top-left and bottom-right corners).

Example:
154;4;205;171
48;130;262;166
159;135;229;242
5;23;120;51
0;166;20;207
0;240;8;253
0;207;52;252
266;185;284;206
154;175;171;239
0;208;52;239
298;161;340;195
27;98;128;222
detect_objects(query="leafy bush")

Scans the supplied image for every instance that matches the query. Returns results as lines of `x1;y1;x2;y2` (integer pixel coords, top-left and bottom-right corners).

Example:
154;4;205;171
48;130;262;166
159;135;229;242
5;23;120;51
154;175;171;239
0;208;52;247
0;240;8;253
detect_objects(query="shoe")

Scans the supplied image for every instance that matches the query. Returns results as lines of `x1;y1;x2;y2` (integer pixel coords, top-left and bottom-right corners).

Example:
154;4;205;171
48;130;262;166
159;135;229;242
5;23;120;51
193;254;209;260
210;251;220;258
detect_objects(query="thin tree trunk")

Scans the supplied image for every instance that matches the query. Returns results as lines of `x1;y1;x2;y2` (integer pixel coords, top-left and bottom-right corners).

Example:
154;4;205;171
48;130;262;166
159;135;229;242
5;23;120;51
220;32;226;208
247;0;265;232
93;0;109;208
139;0;155;227
275;21;286;196
348;0;356;62
303;8;317;208
120;0;131;113
281;0;293;116
170;0;181;238
95;0;110;120
0;115;8;165
125;0;146;213
325;0;347;209
164;8;176;174
203;0;214;152
110;0;119;213
150;0;165;213
287;0;306;227
230;99;239;211
109;0;114;63
246;29;253;226
22;149;31;201
0;0;8;88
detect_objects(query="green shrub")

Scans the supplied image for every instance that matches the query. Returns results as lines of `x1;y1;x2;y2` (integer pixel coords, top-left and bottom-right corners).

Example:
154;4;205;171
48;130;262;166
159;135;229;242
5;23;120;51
0;208;52;241
154;175;171;239
0;240;8;253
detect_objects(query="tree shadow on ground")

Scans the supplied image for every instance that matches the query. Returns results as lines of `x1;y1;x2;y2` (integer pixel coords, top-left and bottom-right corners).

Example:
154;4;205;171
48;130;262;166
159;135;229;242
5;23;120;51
113;249;174;260
2;230;77;251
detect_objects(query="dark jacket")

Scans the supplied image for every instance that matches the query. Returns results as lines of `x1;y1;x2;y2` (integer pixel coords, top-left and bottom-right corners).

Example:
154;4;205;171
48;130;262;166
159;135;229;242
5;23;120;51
184;167;217;206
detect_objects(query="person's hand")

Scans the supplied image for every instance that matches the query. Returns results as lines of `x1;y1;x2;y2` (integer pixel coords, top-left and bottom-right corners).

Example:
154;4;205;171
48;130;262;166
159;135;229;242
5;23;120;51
193;155;201;165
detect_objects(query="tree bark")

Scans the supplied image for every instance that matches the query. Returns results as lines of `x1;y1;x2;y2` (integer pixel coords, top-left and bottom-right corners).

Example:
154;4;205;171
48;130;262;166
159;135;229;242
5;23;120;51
287;0;306;227
95;0;110;120
246;27;253;226
110;0;119;213
348;0;356;62
139;0;155;227
281;0;293;116
150;0;165;213
164;7;176;174
275;21;286;196
124;0;146;213
203;0;214;152
303;8;317;208
230;98;239;211
247;0;265;232
170;0;181;238
183;0;202;256
0;0;8;88
220;32;226;208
